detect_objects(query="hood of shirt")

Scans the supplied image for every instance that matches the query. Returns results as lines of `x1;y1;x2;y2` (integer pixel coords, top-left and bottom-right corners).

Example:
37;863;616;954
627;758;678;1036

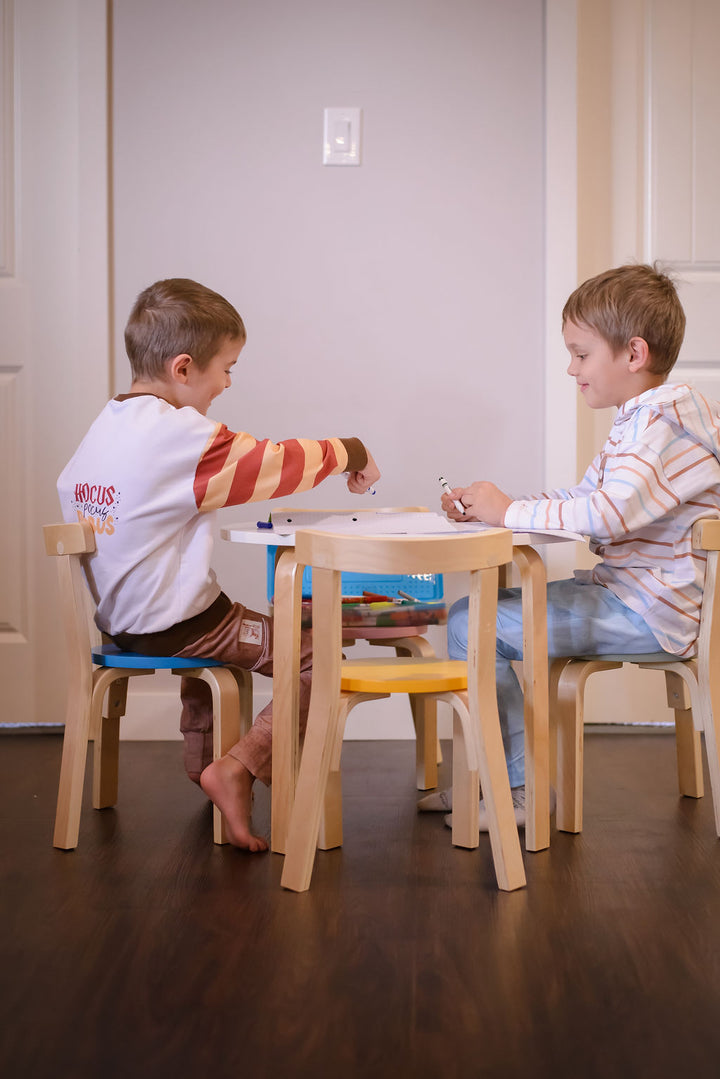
615;382;720;463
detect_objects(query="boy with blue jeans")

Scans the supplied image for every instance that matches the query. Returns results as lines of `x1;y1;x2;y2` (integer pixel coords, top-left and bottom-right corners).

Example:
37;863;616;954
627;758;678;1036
58;278;380;851
422;263;720;826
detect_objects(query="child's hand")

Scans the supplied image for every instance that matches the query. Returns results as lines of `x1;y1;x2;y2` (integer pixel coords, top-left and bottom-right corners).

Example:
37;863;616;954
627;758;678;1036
441;486;470;520
442;481;511;526
347;450;381;495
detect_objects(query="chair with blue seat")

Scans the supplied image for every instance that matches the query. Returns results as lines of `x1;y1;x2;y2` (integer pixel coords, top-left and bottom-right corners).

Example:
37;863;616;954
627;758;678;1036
268;506;448;792
549;518;720;835
44;521;252;850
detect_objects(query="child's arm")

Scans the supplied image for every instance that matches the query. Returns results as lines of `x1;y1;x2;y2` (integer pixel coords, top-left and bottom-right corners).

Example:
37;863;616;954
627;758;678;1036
504;438;702;540
441;455;603;528
193;423;379;511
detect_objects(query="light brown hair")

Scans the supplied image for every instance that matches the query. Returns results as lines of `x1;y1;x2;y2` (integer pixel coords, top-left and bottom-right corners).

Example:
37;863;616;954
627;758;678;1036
562;263;686;375
124;278;246;380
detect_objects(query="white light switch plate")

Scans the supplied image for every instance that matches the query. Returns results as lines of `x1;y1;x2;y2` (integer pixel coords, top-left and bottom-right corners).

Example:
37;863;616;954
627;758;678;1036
323;107;361;166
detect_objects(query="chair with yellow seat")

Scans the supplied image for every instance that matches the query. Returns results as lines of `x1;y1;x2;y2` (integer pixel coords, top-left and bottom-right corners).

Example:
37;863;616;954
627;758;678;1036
549;518;720;835
44;520;252;850
268;506;447;792
280;526;526;893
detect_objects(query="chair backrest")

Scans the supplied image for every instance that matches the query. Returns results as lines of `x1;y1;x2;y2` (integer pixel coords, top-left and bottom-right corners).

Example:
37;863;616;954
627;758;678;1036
293;528;512;578
294;527;513;702
43;521;98;685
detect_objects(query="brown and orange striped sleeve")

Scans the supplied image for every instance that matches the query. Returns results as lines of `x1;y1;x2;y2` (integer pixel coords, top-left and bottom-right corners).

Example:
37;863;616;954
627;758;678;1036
193;424;368;512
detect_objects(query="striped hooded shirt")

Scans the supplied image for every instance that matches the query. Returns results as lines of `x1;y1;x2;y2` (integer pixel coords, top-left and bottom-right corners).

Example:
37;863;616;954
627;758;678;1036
504;384;720;657
57;394;367;637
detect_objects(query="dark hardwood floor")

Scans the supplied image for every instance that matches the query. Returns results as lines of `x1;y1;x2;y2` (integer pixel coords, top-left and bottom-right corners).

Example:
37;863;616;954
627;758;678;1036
3;729;720;1079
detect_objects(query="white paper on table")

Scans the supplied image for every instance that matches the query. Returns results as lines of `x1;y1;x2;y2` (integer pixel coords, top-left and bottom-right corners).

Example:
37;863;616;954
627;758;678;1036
276;511;457;536
452;521;586;541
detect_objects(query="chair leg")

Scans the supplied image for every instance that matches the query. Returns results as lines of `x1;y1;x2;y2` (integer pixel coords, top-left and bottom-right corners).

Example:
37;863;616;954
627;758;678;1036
701;715;720;838
317;697;351;850
552;659;583;833
663;671;704;799
554;661;587;834
449;707;479;849
553;659;622;833
452;686;526;892
410;695;438;790
390;636;442;781
548;659;563;791
92;676;127;809
316;691;389;852
186;667;242;845
53;673;96;850
698;667;720;837
318;769;344;851
281;687;346;892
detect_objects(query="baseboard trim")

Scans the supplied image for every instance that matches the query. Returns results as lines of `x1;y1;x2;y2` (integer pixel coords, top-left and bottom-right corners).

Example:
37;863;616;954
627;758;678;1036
121;676;456;741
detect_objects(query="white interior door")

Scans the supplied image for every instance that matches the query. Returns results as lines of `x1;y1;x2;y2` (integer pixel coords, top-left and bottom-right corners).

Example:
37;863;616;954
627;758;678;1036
0;0;109;728
648;0;720;397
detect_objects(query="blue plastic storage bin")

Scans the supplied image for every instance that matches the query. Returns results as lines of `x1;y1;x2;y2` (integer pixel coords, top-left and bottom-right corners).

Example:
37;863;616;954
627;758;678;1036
266;547;443;602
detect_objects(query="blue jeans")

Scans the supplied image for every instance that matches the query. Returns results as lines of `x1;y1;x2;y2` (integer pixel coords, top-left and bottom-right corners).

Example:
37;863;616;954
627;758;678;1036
447;578;669;788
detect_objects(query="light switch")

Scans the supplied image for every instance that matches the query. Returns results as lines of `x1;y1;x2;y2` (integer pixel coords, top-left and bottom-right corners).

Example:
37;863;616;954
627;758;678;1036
323;107;361;166
333;120;351;152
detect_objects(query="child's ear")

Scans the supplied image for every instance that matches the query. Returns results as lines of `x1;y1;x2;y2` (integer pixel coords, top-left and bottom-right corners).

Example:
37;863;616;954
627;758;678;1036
168;353;193;383
627;336;650;371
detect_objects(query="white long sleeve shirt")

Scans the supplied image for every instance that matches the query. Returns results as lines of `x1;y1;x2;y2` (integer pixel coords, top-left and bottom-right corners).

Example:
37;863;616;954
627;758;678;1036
504;384;720;656
57;394;366;639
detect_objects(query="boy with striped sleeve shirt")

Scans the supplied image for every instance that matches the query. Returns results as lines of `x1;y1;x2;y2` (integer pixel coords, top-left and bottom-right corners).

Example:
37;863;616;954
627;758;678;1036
58;278;380;852
427;263;720;828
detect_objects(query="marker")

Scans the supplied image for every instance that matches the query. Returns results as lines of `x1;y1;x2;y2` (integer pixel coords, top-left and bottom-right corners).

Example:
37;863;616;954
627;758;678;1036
438;476;466;515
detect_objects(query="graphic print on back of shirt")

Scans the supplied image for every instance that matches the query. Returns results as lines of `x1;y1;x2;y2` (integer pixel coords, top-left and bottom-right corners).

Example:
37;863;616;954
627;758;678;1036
70;480;119;535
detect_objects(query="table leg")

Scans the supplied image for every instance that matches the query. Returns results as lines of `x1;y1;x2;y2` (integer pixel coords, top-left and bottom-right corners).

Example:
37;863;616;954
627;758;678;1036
511;544;550;852
270;548;303;854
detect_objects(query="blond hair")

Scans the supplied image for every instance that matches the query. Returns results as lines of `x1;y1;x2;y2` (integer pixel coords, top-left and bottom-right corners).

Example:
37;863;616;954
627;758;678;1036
562;263;686;375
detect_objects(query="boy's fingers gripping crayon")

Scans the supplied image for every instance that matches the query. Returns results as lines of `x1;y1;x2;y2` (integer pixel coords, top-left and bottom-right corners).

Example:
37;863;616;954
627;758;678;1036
438;476;466;515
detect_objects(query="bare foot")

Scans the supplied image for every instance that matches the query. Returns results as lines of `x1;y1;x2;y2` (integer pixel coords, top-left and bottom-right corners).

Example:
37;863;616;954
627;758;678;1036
200;756;269;852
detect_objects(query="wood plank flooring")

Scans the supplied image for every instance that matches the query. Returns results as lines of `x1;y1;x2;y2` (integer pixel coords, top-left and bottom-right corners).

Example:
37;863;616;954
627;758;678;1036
3;730;720;1079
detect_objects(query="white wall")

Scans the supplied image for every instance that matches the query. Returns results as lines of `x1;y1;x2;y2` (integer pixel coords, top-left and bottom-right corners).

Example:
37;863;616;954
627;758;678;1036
111;0;547;738
112;0;546;625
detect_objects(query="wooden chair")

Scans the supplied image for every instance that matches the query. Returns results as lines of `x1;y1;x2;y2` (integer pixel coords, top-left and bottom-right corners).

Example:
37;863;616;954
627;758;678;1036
550;518;720;835
280;527;526;893
44;521;252;849
269;506;447;791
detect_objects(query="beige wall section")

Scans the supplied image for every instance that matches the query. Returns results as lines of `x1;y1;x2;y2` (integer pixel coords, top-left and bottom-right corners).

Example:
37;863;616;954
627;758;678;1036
112;0;547;739
0;0;109;728
574;0;667;725
576;0;720;475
